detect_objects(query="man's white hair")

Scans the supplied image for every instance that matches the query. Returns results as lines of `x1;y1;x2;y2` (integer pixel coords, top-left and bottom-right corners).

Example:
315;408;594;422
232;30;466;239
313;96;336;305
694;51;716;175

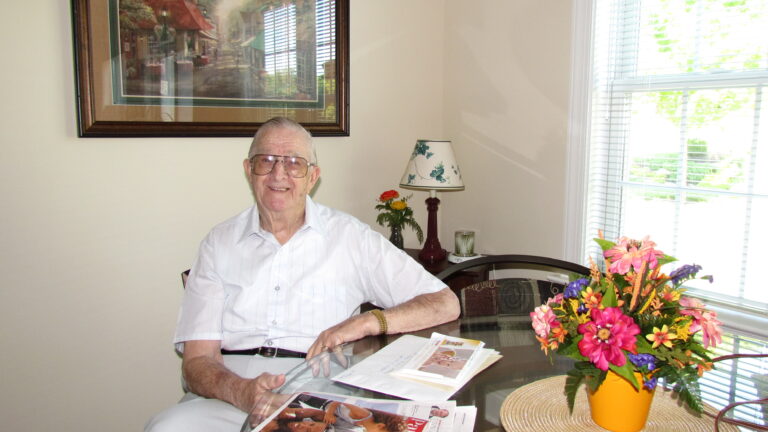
247;117;317;163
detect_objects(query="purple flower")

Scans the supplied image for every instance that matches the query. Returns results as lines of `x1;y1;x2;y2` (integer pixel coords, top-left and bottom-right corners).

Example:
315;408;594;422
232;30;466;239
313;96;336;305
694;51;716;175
628;353;657;371
564;278;589;299
644;376;658;390
577;304;588;314
669;264;702;284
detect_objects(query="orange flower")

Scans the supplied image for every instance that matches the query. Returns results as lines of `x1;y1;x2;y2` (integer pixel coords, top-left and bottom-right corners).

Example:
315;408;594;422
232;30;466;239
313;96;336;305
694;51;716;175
697;361;713;376
379;190;399;201
660;286;681;302
551;326;568;343
581;287;603;310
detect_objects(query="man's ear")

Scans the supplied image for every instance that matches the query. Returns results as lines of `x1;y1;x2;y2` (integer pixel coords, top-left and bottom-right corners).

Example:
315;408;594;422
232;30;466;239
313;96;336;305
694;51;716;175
243;158;252;176
308;165;321;188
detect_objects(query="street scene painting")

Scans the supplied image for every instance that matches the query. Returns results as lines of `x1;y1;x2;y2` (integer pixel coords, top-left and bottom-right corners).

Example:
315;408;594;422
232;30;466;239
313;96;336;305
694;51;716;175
72;0;348;136
113;0;334;107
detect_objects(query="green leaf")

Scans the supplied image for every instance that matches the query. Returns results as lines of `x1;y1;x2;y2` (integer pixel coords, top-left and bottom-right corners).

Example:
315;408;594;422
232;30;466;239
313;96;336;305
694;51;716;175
583;370;606;393
635;335;655;354
404;219;424;243
557;335;584;358
565;370;586;414
601;281;618;308
656;366;704;412
657;254;677;268
594;238;615;252
609;359;640;390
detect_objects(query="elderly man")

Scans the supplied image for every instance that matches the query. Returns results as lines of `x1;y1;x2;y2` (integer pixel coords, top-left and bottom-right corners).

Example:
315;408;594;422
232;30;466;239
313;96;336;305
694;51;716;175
145;117;459;431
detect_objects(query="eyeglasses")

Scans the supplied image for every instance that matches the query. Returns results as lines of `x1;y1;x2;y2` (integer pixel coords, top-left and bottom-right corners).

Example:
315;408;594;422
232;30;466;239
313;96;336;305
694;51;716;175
250;154;315;178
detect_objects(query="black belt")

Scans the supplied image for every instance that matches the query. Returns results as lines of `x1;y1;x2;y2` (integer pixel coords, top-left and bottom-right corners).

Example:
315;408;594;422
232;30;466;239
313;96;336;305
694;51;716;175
220;347;307;358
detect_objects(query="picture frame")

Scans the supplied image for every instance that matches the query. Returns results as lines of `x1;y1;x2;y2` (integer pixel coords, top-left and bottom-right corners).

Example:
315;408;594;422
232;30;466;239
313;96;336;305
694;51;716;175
72;0;349;137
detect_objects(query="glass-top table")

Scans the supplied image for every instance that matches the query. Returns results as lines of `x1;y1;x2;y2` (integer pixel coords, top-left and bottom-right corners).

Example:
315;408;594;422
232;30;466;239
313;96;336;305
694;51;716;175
243;317;768;431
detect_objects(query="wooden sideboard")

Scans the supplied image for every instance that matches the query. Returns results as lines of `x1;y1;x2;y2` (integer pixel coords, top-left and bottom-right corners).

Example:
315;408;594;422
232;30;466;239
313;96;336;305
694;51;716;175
404;248;488;296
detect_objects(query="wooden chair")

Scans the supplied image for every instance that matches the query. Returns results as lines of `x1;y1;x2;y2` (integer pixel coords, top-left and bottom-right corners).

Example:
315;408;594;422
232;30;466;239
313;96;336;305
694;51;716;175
435;254;590;319
435;255;590;422
181;269;190;288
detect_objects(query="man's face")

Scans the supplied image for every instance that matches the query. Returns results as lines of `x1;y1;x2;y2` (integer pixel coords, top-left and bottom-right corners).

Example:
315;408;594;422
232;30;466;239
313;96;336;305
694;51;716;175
430;408;449;418
244;127;320;218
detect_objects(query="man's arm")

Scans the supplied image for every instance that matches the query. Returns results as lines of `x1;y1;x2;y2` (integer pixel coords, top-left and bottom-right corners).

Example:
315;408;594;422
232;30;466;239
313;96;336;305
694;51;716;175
306;287;459;358
182;340;285;412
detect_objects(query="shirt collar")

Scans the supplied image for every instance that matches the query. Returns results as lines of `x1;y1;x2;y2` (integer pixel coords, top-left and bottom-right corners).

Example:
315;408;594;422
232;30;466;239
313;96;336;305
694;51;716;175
239;195;326;243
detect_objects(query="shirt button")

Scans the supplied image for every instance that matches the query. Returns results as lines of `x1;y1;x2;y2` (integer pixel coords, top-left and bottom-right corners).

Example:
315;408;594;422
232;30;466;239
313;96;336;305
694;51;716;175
266;340;273;346
274;285;280;291
271;320;277;325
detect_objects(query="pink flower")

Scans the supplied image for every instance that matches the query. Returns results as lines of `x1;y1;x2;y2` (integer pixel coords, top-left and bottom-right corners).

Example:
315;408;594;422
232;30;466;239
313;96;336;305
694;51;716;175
699;310;723;349
680;296;723;348
546;293;564;305
637;236;664;269
530;305;558;339
577;307;640;371
604;236;664;275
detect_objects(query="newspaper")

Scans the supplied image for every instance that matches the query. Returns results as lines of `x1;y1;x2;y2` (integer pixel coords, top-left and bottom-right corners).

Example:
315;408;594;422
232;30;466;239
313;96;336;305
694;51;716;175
332;334;501;400
391;333;485;385
252;391;469;432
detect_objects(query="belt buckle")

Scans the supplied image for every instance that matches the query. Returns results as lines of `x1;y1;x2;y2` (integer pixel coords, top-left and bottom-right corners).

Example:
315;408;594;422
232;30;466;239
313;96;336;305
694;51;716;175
259;346;278;358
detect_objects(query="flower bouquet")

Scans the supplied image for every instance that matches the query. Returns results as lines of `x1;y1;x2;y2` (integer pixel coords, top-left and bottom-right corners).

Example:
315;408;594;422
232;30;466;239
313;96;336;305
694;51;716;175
375;190;423;248
530;235;722;417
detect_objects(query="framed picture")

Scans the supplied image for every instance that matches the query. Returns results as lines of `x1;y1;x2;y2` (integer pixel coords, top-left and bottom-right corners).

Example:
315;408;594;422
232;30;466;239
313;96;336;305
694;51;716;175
72;0;349;137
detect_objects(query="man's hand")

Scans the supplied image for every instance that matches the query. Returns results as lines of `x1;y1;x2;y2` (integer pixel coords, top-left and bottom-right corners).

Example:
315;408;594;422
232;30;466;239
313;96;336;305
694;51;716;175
237;373;286;411
182;340;285;412
306;312;379;359
306;287;459;359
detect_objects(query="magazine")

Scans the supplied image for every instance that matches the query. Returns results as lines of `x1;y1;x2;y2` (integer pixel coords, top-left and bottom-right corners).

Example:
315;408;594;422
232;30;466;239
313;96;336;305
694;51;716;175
390;333;485;385
251;391;463;432
332;334;501;400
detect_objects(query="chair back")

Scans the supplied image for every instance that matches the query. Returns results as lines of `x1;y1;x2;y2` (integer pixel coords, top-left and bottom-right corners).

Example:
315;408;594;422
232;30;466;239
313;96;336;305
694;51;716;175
435;255;589;319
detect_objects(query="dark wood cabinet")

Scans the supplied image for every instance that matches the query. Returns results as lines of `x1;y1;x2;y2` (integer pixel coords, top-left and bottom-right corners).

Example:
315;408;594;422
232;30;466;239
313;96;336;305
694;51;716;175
404;248;488;296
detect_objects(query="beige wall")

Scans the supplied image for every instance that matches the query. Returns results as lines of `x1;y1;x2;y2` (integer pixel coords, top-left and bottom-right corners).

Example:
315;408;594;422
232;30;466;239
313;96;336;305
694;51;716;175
442;1;573;256
0;1;572;430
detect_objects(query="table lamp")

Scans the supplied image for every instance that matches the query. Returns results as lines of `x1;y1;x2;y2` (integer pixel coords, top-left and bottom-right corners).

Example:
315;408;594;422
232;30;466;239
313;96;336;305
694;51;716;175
399;139;464;263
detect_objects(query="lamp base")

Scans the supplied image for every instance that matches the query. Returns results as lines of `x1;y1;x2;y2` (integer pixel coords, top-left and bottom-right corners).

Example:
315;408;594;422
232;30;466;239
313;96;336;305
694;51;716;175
418;196;446;264
419;245;447;264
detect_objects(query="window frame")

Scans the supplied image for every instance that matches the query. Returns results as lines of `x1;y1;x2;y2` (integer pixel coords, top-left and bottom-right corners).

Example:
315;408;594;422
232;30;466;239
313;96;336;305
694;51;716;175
566;0;768;337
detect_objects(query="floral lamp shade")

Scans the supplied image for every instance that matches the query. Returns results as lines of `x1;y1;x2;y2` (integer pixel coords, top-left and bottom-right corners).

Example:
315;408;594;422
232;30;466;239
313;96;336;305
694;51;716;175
399;140;464;191
399;139;464;264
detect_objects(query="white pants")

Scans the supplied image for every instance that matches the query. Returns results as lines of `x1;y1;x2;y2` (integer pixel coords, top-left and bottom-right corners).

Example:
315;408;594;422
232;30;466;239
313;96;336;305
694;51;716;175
144;356;304;432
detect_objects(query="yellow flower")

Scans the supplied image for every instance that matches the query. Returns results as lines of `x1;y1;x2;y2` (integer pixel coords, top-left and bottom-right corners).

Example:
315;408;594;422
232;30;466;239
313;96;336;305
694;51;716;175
676;321;691;341
646;324;677;349
390;200;407;210
581;287;603;310
660;286;681;302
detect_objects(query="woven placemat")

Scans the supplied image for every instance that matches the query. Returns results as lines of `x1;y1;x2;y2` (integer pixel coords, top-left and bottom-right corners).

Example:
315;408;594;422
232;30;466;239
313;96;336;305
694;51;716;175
500;375;737;431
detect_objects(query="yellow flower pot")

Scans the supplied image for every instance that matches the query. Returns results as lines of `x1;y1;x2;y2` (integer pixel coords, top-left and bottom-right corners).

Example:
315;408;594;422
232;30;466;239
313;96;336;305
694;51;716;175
587;370;655;432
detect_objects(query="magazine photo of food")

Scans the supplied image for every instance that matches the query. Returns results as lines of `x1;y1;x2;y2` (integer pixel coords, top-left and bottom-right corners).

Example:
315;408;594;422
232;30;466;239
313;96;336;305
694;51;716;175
253;392;450;432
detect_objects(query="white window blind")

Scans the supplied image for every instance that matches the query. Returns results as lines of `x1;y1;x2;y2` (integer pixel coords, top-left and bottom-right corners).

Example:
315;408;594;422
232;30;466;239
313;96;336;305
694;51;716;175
315;0;335;74
585;0;768;315
262;0;334;97
264;4;297;75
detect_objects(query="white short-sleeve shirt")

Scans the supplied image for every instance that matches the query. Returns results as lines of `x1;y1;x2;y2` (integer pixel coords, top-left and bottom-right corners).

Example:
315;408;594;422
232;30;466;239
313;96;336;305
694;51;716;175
174;197;446;353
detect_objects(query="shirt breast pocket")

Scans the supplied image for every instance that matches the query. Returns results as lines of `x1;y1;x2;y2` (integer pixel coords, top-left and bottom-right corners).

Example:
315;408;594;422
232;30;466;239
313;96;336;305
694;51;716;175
288;273;364;331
